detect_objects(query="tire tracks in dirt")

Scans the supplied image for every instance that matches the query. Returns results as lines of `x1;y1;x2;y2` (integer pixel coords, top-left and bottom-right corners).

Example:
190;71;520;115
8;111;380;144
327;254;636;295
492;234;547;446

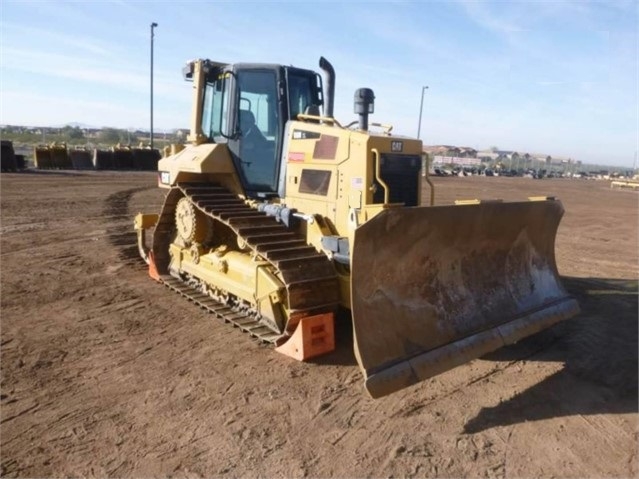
103;186;155;267
2;173;637;478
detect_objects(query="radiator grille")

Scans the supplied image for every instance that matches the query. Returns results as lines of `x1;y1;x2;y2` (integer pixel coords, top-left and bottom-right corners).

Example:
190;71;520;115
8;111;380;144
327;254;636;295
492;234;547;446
373;154;421;206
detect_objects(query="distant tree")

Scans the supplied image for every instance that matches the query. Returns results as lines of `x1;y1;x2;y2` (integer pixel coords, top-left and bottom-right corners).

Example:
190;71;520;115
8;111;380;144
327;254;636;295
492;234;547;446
99;128;121;144
119;130;138;144
489;146;499;152
62;125;84;140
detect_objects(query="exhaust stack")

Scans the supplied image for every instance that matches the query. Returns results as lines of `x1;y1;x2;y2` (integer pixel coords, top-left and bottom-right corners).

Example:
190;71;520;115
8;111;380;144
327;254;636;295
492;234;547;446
319;57;335;118
354;88;375;131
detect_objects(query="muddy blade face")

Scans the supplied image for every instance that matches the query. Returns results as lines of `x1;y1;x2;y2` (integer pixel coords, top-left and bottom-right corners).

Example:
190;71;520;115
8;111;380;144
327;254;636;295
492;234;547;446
351;200;579;398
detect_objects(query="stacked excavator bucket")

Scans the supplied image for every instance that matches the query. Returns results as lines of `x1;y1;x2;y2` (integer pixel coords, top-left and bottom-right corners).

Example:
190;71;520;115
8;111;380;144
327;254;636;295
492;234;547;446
34;143;70;169
34;144;56;169
51;144;72;169
93;146;160;170
32;144;160;171
112;145;133;169
350;199;579;398
1;141;18;171
93;149;112;170
69;148;93;169
132;148;162;170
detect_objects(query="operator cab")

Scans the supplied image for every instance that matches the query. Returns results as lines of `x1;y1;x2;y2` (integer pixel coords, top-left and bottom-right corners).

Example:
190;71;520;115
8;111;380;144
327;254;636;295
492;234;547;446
187;61;324;198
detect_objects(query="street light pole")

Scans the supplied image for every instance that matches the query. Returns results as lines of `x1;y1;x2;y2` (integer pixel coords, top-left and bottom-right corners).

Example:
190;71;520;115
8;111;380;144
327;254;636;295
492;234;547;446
417;85;429;139
150;22;158;149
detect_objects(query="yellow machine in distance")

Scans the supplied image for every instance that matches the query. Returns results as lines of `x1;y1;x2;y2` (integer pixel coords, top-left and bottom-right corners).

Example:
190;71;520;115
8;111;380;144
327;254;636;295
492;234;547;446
135;57;579;398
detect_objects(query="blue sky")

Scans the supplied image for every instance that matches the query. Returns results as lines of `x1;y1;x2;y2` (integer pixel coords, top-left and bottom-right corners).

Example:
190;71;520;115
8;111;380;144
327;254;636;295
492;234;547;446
1;1;637;167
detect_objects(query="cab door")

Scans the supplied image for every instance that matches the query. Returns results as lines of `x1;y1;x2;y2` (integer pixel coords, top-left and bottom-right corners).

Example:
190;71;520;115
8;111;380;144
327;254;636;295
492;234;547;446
227;68;283;198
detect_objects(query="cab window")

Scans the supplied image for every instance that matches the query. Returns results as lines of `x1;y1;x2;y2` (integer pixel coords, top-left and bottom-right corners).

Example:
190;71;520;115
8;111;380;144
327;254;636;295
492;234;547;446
201;74;230;139
288;73;316;119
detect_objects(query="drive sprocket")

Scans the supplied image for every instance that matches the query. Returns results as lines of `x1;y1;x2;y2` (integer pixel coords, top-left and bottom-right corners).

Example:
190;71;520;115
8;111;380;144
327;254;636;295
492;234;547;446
175;196;210;244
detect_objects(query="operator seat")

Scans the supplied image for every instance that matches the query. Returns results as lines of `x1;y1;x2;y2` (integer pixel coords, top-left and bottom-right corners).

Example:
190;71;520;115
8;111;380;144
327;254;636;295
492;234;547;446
239;109;257;137
240;109;268;146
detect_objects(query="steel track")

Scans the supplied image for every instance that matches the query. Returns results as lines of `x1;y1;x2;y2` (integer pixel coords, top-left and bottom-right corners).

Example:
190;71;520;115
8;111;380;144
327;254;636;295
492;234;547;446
158;274;286;344
150;183;341;345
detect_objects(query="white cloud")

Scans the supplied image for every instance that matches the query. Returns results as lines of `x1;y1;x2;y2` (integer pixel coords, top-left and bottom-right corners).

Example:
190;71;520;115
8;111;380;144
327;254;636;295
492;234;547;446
458;1;526;37
0;21;114;57
0;45;185;97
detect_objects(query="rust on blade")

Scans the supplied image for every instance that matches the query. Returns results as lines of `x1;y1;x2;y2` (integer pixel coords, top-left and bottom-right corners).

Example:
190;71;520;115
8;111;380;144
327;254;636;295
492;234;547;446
350;199;579;398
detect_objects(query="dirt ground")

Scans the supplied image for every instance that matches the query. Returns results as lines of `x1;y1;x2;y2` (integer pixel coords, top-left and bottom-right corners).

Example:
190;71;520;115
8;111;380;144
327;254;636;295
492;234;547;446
1;171;637;478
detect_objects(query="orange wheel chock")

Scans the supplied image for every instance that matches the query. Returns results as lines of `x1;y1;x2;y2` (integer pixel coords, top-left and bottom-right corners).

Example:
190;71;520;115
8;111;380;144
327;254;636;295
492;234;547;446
275;312;335;361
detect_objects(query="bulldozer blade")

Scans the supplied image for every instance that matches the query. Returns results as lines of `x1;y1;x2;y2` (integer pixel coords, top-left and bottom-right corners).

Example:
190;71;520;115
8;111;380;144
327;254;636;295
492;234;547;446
351;199;579;398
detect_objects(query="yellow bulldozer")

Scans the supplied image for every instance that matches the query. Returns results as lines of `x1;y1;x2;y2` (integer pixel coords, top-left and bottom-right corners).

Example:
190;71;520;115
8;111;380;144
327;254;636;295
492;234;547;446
135;57;579;398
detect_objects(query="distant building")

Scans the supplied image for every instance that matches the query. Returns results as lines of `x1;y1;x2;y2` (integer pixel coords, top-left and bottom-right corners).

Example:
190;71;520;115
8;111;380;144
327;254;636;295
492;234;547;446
423;145;477;158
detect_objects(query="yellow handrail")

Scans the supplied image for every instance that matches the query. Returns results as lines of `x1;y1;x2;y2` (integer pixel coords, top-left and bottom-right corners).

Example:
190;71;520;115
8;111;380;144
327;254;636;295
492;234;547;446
296;113;343;128
372;148;390;204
